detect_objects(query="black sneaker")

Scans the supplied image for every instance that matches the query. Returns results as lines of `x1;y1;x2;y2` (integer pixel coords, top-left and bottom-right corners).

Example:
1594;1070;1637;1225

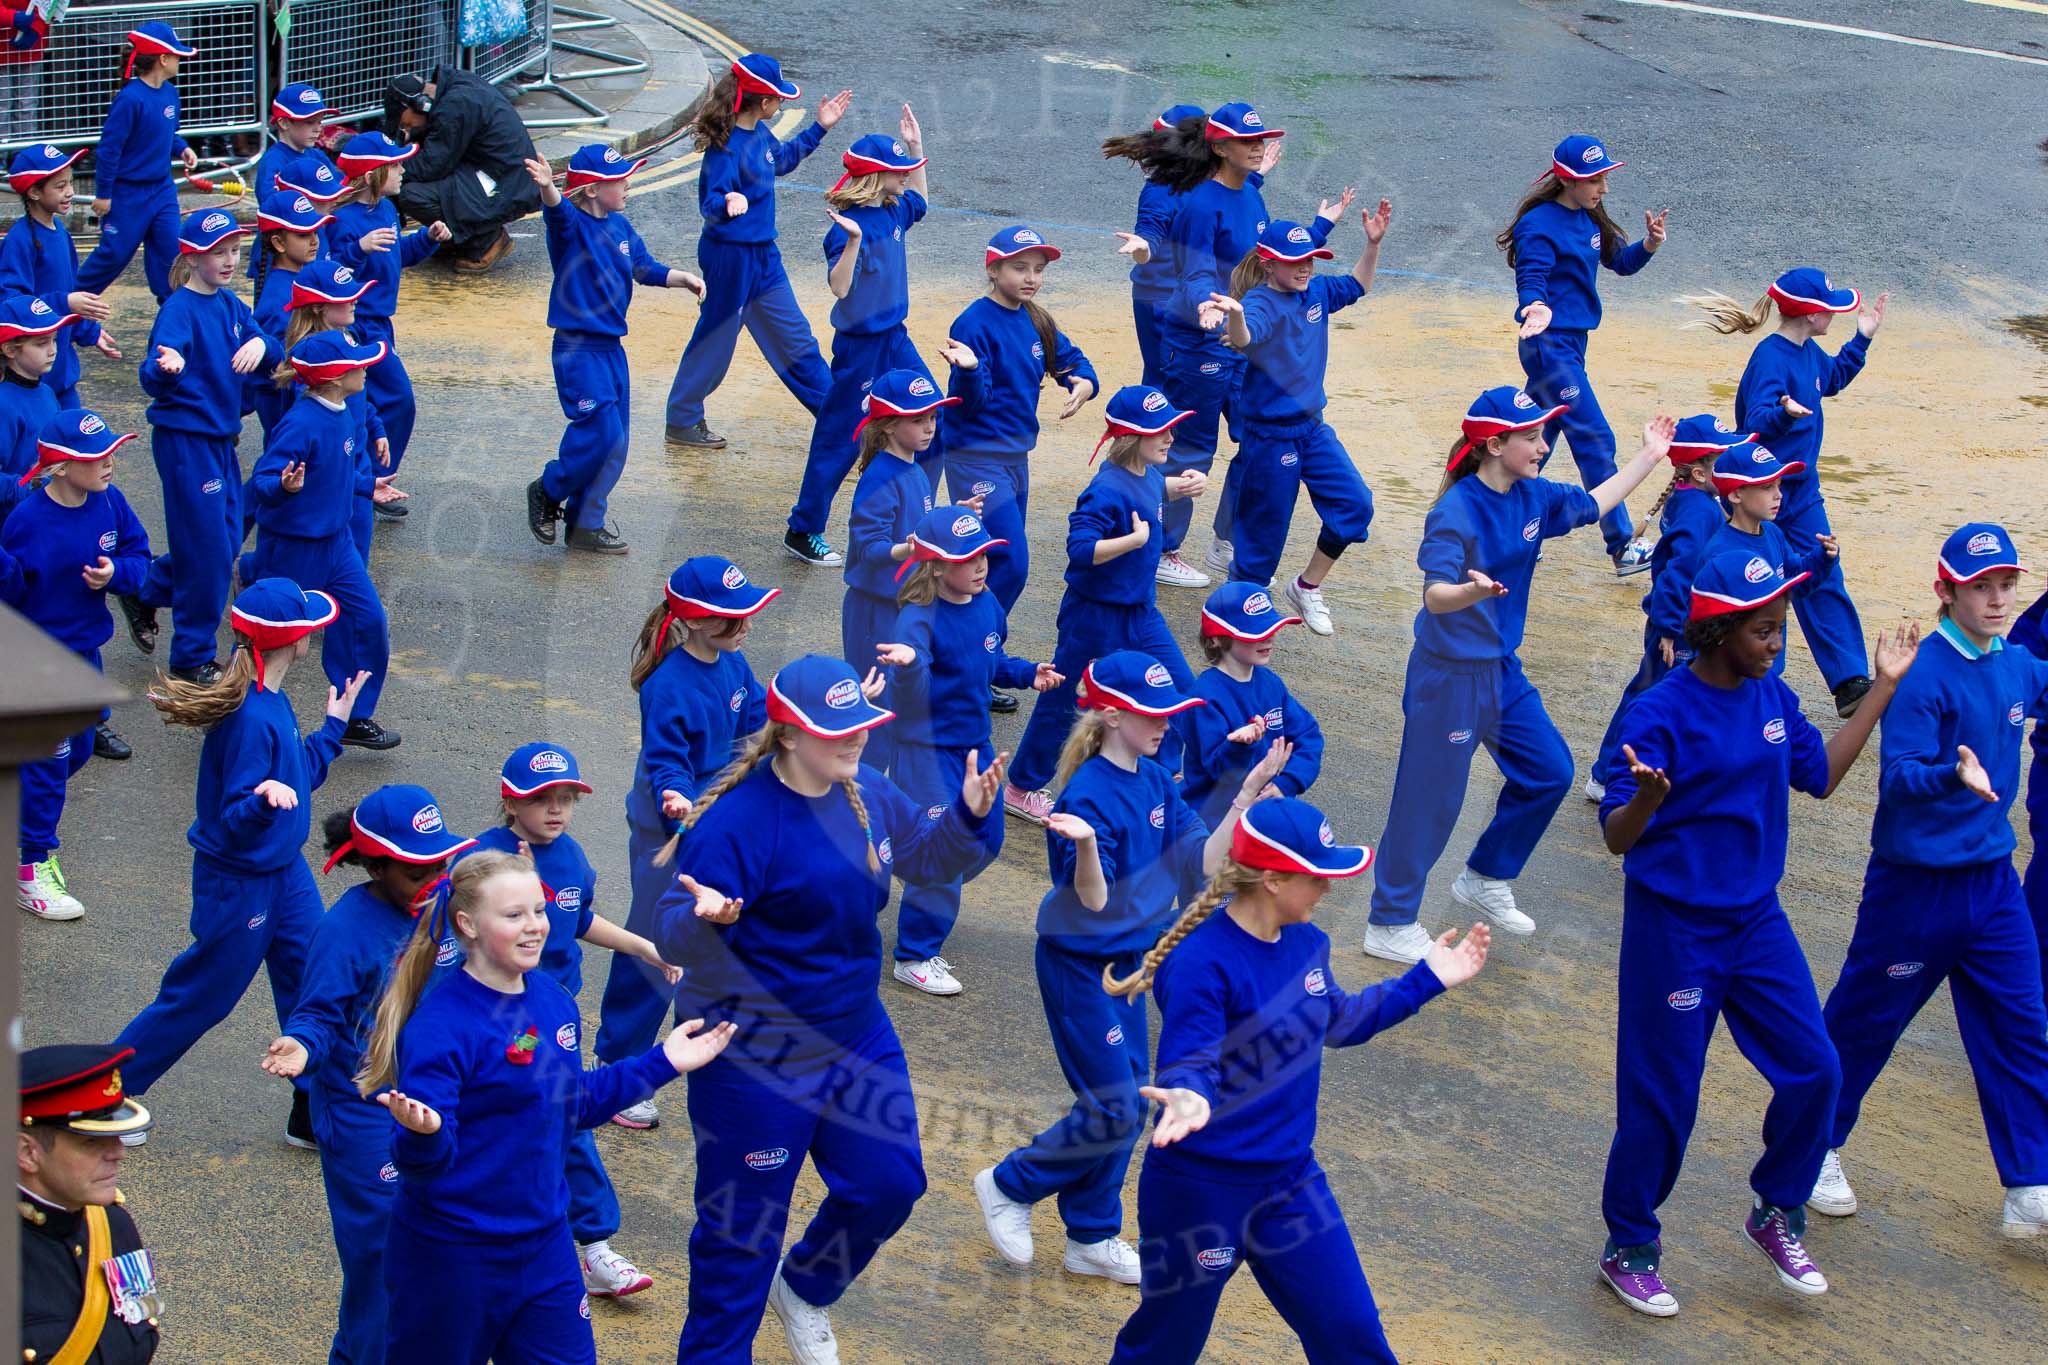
666;420;727;449
117;593;158;654
783;529;844;567
566;524;630;555
989;688;1020;714
526;477;562;545
372;500;408;521
1832;676;1873;719
341;718;402;750
167;660;223;687
285;1088;317;1150
92;724;133;761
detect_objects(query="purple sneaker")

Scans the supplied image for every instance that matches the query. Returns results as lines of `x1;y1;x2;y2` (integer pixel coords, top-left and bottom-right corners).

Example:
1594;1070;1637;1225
1598;1243;1678;1317
1745;1202;1828;1296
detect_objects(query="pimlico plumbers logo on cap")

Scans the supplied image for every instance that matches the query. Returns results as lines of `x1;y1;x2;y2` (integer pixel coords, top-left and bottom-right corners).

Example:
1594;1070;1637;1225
1142;390;1168;412
1286;224;1311;243
333;265;354;283
1013;228;1043;246
1743;556;1772;584
951;514;980;536
28;298;51;316
529;750;569;773
721;564;747;588
79;414;106;435
824;679;861;709
201;211;232;233
41;143;58;157
1318;820;1335;847
1582;145;1605;165
1241;109;1264;127
1244;591;1274;615
1751;448;1772;464
908;376;937;397
1512;390;1536;409
1714;418;1733;433
1144;663;1171;687
411;804;445;833
1967;532;2001;556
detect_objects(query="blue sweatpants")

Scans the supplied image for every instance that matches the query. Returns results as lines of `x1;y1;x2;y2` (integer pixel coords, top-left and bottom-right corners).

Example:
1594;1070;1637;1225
1369;650;1574;926
113;854;324;1095
841;587;900;776
593;818;677;1065
138;427;240;670
385;1222;593;1365
1593;624;1694;785
994;939;1150;1242
354;316;416;475
2028;753;2046;963
1823;856;2048;1187
944;450;1030;616
350;493;373;564
1132;294;1169;390
892;739;1002;962
676;1014;925;1363
77;178;180;301
542;333;632;533
566;1128;620;1244
1776;479;1868;689
1008;594;1194;793
791;325;941;535
1156;326;1242;554
1228;417;1373;588
665;238;831;430
19;656;94;861
310;1084;396;1365
1111;1155;1395;1365
1601;882;1839;1247
253;530;388;721
1517;328;1634;557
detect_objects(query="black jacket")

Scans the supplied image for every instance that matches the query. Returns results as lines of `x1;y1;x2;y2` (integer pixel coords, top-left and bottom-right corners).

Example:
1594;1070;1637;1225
389;64;542;241
19;1191;159;1364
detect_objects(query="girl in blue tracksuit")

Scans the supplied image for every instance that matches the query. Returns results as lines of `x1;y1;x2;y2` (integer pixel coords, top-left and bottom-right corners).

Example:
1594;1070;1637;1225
273;259;393;561
1104;799;1490;1364
593;557;774;1097
250;331;397;751
3;145;117;409
360;848;735;1364
788;108;951;558
1365;389;1672;964
1594;553;1911;1317
1176;579;1324;828
330;133;451;488
76;23;198;302
944;225;1099;614
1500;135;1667;574
129;210;282;680
248;191;334;436
879;504;1059;994
3;409;149;922
977;651;1290;1287
261;784;473;1365
112;577;367;1124
1204;206;1389;633
1002;386;1202;821
1101;103;1207;389
653;654;1003;1362
663;55;847;449
520;146;702;555
247;82;336;286
2015;592;2048;948
1688;268;1888;716
0;296;67;518
1588;415;1747;800
1813;524;2048;1240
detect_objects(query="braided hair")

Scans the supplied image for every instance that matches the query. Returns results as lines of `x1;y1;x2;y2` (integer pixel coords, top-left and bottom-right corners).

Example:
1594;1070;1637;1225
1102;860;1267;1000
653;722;882;874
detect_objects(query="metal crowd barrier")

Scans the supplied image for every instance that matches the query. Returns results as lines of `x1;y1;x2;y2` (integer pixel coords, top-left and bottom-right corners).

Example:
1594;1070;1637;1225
277;0;459;128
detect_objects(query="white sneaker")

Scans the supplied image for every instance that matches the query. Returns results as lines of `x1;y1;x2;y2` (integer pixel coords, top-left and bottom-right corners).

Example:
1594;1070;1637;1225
17;862;83;921
975;1166;1034;1266
768;1257;840;1364
1154;551;1211;589
1452;867;1534;936
1363;921;1434;964
609;1099;659;1130
1204;537;1235;575
579;1240;653;1297
1583;775;1606;804
893;956;963;996
1807;1150;1858;1217
1283;578;1333;636
2001;1185;2048;1238
1063;1236;1141;1284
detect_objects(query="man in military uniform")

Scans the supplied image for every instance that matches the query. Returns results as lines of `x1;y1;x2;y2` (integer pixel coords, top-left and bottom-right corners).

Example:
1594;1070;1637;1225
18;1045;159;1363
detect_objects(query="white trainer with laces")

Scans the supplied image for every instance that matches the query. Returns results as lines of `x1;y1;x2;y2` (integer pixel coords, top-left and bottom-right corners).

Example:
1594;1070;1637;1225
1363;922;1434;965
2001;1185;2048;1238
1063;1236;1142;1284
768;1257;840;1364
975;1166;1034;1266
893;956;963;996
1452;867;1534;935
1204;537;1235;576
17;862;83;921
1583;775;1606;804
1807;1149;1858;1217
609;1099;658;1130
1283;578;1333;636
1154;551;1211;588
579;1240;653;1297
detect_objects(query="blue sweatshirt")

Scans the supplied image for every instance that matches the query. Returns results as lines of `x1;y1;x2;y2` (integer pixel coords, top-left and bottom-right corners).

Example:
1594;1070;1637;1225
1176;666;1323;825
1509;199;1650;331
1706;520;1835;678
625;645;765;837
0;371;58;517
698;120;827;245
246;145;335;279
0;485;151;653
330;200;440;322
1871;621;2048;868
945;296;1096;456
824;189;925;335
1413;475;1600;662
890;593;1038;750
251;262;298;342
1601;667;1829;909
139;287;279;439
188;687;346;872
1064;462;1165;607
540;197;674;338
1037;754;1208;958
1734;331;1871;488
1128;180;1182;302
1641;485;1721;641
251;393;356;539
0;216;104;398
466;826;599;995
92;77;187;189
1152;915;1444;1177
2014;594;2048;771
656;761;996;1062
842;453;932;603
390;968;677;1242
1165;179;1332;334
1236;274;1365;430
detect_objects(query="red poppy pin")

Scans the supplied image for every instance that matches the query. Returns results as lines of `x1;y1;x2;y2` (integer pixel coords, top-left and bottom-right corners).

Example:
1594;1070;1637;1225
506;1026;538;1065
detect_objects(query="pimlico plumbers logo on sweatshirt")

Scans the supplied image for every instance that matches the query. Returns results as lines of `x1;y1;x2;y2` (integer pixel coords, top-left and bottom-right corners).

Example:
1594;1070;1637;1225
1303;969;1328;997
555;1023;577;1051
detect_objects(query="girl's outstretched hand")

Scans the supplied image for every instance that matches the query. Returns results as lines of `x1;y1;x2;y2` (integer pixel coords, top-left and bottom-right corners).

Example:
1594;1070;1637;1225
427;221;453;243
522;156;561;206
1031;662;1064;692
669;269;707;297
898;102;922;150
1057;376;1096;420
1043;812;1095;843
1517;300;1552;339
1859;290;1889;339
358;226;398;254
1780;394;1813;419
816;90;855;130
859;665;887;702
1620;744;1670;803
961;749;1010;817
1316;187;1356;223
1259;139;1284;174
1872;622;1919;685
874;642;916;668
260;1036;308;1078
328;670;372;721
82;556;114;590
372;476;407;505
1113;231;1150;261
662;1018;738;1074
660;789;689;820
1640;414;1676;462
1467;568;1508;598
94;332;123;360
723;191;749;219
1196;291;1242;332
1239;738;1294;803
253;779;298;810
825;207;862;238
1424;923;1491;988
379;1089;442;1135
153;345;185;375
1956;744;1998;803
279;461;306;493
1643;207;1669;250
678;873;743;924
230;337;269;374
1362;197;1392;244
1141;1085;1211;1146
937;338;977;370
1226;715;1268;745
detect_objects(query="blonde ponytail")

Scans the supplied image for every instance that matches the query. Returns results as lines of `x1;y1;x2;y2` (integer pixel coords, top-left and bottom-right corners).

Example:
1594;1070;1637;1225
840;777;881;874
651;724;783;867
271;306;334;388
1051;709;1111;791
1679;289;1774;336
894;559;941;608
1103;860;1265;999
150;648;260;729
1227;247;1264;301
